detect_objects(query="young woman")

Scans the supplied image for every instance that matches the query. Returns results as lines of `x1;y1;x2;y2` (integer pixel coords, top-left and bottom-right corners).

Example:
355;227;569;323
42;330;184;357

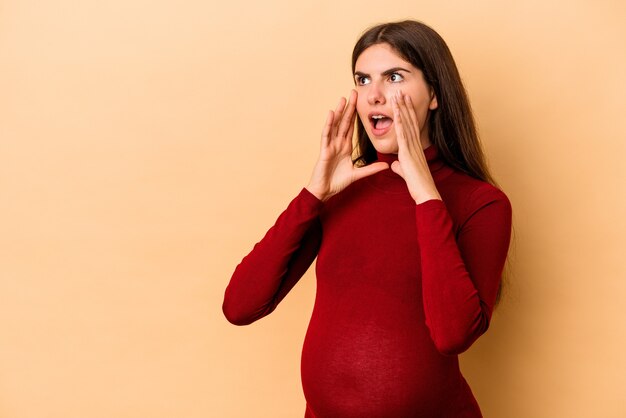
223;20;513;418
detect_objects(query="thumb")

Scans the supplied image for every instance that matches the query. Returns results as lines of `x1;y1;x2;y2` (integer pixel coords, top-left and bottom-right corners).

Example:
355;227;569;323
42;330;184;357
391;160;404;178
353;162;390;181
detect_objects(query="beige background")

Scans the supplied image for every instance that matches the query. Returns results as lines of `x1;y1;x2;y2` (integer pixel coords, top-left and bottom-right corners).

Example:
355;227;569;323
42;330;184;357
1;0;625;417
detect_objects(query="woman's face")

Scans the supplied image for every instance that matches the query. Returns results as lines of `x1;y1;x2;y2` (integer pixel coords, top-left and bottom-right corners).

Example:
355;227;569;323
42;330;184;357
354;43;438;154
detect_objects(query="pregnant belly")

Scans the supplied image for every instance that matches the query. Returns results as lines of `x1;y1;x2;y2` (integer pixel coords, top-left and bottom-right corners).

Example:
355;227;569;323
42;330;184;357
301;311;460;418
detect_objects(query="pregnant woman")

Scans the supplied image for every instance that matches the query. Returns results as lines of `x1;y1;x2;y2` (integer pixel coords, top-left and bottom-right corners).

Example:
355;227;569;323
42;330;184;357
223;19;513;418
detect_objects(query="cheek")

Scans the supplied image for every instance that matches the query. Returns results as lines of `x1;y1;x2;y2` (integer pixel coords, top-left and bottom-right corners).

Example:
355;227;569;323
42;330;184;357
409;95;429;122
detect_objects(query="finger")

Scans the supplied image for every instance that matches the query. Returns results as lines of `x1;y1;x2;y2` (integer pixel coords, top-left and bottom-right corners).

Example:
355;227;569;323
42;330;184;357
334;96;346;114
403;95;429;162
396;90;418;147
390;160;404;178
391;95;408;152
353;161;389;181
321;110;334;147
332;97;347;137
404;94;420;133
337;90;357;140
404;94;421;149
346;107;357;143
345;91;358;141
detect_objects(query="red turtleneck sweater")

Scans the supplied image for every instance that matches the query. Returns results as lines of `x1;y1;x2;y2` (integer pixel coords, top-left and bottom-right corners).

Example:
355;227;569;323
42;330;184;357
223;144;512;418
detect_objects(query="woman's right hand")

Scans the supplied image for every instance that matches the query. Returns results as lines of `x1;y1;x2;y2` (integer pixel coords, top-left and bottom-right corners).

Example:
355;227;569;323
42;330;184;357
306;90;390;201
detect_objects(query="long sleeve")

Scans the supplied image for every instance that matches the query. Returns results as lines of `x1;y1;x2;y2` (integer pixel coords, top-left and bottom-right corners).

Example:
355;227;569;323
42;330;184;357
415;185;512;355
222;187;324;326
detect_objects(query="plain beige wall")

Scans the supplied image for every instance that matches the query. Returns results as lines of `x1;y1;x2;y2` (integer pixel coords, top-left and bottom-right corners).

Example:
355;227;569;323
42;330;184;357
1;0;625;417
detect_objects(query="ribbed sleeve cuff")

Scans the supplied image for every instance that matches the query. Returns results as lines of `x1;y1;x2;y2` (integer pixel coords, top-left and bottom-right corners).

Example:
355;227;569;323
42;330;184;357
299;187;325;211
414;198;451;237
415;198;445;211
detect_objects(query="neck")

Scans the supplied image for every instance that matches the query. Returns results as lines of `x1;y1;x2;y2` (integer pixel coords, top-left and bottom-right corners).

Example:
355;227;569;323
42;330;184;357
365;142;451;194
375;143;437;165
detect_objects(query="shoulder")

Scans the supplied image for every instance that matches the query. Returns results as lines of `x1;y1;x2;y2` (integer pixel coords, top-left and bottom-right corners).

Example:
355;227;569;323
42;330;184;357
467;180;510;209
439;170;512;228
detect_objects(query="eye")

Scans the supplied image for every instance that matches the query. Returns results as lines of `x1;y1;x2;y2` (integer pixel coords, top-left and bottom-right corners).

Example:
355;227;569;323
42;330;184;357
389;72;404;83
356;75;370;86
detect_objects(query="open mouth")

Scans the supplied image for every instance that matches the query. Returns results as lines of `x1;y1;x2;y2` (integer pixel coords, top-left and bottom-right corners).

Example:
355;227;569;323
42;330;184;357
370;115;393;131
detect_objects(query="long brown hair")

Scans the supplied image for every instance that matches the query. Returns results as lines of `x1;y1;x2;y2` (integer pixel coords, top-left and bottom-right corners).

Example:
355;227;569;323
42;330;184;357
351;20;513;305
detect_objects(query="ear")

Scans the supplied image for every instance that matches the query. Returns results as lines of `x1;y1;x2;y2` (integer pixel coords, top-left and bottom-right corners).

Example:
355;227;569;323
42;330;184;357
428;90;438;110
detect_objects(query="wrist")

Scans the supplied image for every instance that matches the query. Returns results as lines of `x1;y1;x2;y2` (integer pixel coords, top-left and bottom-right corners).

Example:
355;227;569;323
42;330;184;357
403;170;440;204
305;185;330;202
408;182;441;205
412;190;442;205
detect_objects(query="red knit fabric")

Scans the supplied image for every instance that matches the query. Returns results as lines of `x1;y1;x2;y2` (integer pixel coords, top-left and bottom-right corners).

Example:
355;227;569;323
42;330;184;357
223;144;512;417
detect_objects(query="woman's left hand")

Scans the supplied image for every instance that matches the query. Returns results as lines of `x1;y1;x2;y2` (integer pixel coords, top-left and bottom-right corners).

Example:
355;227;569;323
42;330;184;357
390;89;443;205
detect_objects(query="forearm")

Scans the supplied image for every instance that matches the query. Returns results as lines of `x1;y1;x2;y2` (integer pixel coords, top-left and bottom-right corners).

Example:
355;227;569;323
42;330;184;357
415;189;512;355
223;188;323;325
405;165;442;204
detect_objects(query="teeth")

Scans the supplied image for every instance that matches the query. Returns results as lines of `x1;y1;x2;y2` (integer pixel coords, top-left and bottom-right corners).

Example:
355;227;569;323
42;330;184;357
372;115;386;119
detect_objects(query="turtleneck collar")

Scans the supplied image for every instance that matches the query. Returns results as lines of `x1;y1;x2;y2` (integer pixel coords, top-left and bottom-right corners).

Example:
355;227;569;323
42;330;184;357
376;143;445;177
366;143;451;194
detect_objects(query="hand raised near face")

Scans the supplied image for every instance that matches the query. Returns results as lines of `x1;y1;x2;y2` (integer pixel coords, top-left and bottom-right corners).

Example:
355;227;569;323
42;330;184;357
306;90;389;202
390;90;442;204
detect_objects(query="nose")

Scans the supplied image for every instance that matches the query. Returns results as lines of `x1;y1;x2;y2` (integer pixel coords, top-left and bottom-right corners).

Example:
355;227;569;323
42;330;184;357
367;80;387;106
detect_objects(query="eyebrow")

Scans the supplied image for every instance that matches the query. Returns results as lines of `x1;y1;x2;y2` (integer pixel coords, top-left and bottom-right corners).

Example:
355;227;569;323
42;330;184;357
353;67;412;79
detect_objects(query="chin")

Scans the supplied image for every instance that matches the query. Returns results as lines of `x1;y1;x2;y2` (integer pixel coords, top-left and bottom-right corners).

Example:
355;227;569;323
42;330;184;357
370;136;399;154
